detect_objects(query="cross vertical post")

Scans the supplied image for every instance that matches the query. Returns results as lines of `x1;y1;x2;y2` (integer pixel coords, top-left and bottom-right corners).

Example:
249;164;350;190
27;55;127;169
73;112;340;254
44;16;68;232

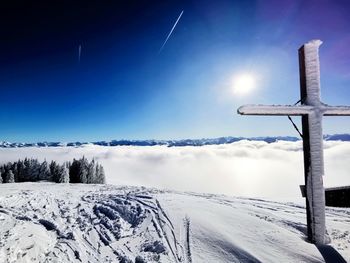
299;40;325;244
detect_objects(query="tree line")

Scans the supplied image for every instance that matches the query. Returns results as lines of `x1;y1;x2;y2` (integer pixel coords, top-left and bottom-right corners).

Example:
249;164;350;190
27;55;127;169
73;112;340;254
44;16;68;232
0;157;105;184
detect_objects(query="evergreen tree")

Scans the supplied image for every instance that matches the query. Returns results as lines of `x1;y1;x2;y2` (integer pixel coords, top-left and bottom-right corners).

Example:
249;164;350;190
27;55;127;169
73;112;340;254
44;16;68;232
97;164;106;184
0;171;2;184
7;170;15;183
38;160;51;181
58;164;69;183
22;158;30;181
69;159;80;183
3;170;15;183
10;163;18;182
50;161;60;183
78;157;89;184
87;159;96;184
15;160;25;182
28;159;41;181
2;170;8;183
0;166;5;182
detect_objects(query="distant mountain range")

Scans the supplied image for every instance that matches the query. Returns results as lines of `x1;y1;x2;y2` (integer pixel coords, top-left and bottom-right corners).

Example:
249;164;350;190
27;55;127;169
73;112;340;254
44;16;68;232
0;134;349;148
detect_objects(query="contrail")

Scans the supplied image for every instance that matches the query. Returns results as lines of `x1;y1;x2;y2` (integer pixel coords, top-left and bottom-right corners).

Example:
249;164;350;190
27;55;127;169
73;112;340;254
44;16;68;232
78;44;82;62
158;10;184;54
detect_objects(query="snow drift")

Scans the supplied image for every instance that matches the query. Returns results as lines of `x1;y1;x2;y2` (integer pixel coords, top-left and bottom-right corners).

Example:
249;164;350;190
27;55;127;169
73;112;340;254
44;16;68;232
0;183;349;262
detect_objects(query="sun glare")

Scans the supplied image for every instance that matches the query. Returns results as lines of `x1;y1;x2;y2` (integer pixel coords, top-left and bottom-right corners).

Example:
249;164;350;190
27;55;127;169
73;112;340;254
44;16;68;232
232;74;256;95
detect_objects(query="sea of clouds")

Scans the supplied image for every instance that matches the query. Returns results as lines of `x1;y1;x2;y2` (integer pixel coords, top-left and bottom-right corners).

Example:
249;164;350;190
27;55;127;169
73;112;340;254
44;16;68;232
1;140;349;201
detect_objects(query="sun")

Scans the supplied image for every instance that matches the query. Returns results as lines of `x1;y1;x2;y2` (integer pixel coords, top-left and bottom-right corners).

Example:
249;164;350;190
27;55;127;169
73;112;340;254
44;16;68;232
232;73;256;95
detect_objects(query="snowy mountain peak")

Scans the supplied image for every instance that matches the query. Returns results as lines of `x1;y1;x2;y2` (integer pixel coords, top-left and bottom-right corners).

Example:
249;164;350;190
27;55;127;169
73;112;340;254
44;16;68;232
1;134;349;148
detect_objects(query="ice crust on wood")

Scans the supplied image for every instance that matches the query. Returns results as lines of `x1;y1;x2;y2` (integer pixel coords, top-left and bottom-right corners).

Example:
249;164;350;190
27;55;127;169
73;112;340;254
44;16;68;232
302;40;322;106
238;104;350;116
302;40;326;244
323;106;350;116
237;105;313;116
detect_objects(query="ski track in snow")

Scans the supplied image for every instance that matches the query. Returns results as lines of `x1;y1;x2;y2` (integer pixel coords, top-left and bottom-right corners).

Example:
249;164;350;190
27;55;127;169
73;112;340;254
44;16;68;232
182;216;192;263
0;183;349;262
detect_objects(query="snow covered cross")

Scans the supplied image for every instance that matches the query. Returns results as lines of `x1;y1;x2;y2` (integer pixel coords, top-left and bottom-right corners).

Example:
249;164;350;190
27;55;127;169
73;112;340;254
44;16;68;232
237;40;350;245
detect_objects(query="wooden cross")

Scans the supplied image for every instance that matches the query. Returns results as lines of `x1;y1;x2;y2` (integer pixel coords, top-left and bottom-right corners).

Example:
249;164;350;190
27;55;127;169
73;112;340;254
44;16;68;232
237;40;350;244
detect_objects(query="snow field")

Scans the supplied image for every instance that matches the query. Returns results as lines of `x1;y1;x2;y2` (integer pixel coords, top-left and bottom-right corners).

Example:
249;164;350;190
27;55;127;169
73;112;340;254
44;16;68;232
0;183;349;262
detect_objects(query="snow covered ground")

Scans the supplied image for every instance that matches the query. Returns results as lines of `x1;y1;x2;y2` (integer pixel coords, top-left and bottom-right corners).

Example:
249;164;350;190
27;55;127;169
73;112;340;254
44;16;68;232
0;183;349;262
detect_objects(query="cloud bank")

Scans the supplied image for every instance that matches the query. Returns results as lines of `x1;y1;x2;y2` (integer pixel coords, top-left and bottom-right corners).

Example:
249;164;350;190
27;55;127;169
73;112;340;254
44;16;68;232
0;140;349;201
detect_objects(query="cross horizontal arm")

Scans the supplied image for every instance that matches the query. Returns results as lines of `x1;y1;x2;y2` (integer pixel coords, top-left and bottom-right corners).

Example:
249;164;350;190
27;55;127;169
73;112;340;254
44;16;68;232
323;106;350;116
237;104;313;116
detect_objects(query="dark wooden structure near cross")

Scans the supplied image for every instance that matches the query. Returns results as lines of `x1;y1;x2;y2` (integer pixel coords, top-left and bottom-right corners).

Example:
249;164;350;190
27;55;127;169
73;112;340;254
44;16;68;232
325;186;350;207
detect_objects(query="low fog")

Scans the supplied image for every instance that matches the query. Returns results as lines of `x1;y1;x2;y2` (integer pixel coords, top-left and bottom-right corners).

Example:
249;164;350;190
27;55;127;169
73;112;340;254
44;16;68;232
1;140;349;201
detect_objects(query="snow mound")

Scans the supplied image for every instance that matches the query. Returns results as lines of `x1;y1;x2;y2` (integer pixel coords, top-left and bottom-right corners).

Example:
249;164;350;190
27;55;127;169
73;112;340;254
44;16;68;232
0;183;349;262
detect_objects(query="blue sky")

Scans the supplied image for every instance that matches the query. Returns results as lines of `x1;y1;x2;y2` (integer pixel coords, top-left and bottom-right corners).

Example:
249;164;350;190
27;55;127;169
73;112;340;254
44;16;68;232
1;0;350;142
